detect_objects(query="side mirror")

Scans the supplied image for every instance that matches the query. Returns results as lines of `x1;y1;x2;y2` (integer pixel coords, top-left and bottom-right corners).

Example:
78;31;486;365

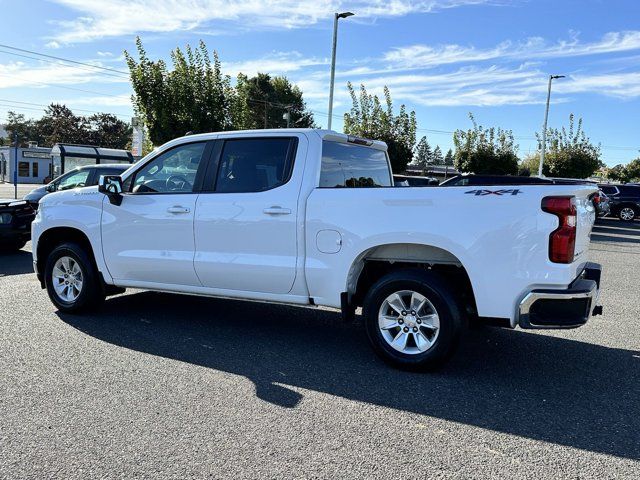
98;175;124;205
45;183;56;193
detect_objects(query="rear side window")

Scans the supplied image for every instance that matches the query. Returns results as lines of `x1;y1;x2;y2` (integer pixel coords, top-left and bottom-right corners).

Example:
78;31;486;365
215;138;297;193
600;186;618;195
320;141;392;188
619;186;640;196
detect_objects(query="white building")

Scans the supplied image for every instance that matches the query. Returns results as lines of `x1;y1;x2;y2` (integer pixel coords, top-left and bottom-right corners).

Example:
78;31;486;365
0;144;53;184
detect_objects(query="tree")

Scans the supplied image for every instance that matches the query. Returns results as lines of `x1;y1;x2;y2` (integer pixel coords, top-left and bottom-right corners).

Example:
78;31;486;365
453;113;519;175
234;73;315;129
343;83;417;173
5;112;40;146
533;114;602;179
4;105;131;149
126;37;234;145
444;148;454;166
413;136;432;168
432;146;443;165
126;38;316;145
33;104;88;146
86;113;132;149
624;158;640;182
606;164;628;182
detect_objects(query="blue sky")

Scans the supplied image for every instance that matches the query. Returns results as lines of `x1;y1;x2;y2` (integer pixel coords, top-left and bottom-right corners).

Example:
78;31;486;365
1;0;639;165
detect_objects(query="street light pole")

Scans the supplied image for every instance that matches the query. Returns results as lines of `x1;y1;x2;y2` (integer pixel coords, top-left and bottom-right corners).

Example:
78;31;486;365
327;11;354;131
538;74;565;177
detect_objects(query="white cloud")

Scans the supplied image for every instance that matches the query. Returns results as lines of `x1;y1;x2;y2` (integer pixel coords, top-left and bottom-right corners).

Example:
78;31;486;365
59;94;133;107
96;51;114;57
0;61;129;90
224;52;327;77
49;0;502;43
45;41;61;49
385;31;640;68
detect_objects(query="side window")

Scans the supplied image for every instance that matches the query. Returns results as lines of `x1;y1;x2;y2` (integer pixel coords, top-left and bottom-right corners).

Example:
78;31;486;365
600;186;617;195
214;138;296;193
58;169;91;191
93;169;122;186
131;142;206;193
320;141;392;188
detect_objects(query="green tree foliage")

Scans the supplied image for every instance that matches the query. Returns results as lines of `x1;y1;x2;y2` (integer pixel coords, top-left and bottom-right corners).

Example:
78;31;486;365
234;73;315;129
413;136;432;167
4;105;131;148
607;159;640;182
86;113;133;149
453;114;519;175
343;83;417;173
126;37;234;145
432;145;443;165
444;148;454;166
126;38;316;145
534;114;602;179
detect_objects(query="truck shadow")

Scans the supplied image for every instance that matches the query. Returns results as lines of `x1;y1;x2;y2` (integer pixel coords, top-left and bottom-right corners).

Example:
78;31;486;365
59;291;640;460
0;249;34;277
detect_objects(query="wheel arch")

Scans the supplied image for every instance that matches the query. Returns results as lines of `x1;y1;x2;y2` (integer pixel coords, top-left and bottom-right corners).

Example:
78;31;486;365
36;227;99;287
345;243;477;316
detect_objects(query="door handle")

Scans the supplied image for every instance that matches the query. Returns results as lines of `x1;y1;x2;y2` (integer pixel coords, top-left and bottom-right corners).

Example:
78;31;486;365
167;206;191;214
263;206;292;215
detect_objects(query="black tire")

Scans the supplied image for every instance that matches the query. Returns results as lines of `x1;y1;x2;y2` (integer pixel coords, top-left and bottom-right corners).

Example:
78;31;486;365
363;269;464;371
617;206;637;222
44;242;105;313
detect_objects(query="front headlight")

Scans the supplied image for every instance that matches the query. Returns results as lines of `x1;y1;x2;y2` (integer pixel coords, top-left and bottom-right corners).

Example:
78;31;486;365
0;213;12;224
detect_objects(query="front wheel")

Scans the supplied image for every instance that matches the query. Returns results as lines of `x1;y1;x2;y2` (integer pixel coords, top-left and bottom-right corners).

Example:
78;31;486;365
363;269;464;371
45;242;105;313
618;206;637;222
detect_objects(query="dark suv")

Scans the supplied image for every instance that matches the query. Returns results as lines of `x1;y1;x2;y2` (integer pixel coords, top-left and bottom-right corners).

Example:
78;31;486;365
0;199;35;251
598;184;640;221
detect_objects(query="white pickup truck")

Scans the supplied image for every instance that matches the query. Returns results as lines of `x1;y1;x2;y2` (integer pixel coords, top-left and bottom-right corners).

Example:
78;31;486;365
31;129;602;370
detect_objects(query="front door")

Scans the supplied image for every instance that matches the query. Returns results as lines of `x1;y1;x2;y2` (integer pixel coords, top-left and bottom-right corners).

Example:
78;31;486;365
102;141;211;286
194;135;305;294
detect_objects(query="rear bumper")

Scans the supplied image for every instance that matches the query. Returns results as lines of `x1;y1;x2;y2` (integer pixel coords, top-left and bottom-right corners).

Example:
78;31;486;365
518;262;602;329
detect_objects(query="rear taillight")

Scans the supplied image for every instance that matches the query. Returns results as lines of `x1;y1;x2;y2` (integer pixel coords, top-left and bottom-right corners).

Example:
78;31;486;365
542;196;577;264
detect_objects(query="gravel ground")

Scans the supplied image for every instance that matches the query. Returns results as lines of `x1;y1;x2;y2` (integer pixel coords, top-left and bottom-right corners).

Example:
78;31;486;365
0;218;638;479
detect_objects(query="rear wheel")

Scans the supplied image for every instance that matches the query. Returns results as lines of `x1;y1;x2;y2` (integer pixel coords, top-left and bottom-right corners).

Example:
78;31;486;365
363;269;464;371
618;206;637;222
45;242;105;313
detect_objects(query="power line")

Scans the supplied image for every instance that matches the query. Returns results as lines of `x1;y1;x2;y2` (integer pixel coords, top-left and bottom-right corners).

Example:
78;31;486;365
0;72;127;98
0;43;129;76
0;49;127;79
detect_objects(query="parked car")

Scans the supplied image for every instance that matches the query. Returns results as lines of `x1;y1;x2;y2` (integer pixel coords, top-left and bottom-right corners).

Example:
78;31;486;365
598;184;640;221
393;175;439;187
32;129;602;370
24;164;131;208
0;199;36;251
440;174;596;187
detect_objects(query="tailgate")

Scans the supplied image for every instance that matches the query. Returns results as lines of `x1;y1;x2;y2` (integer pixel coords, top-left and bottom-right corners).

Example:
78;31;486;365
573;186;598;260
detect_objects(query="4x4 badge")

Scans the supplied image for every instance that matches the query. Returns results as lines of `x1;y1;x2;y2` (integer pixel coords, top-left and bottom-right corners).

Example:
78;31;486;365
465;189;523;196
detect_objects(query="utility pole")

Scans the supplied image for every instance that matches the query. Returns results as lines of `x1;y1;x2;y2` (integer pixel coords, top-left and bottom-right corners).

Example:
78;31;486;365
327;11;354;130
538;74;565;177
13;132;18;199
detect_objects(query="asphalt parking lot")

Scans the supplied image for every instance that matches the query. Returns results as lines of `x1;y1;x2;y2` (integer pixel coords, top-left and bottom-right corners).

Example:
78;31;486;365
1;218;639;479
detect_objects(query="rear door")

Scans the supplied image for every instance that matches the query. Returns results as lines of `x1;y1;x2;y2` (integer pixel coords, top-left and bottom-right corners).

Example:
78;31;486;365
193;134;306;294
